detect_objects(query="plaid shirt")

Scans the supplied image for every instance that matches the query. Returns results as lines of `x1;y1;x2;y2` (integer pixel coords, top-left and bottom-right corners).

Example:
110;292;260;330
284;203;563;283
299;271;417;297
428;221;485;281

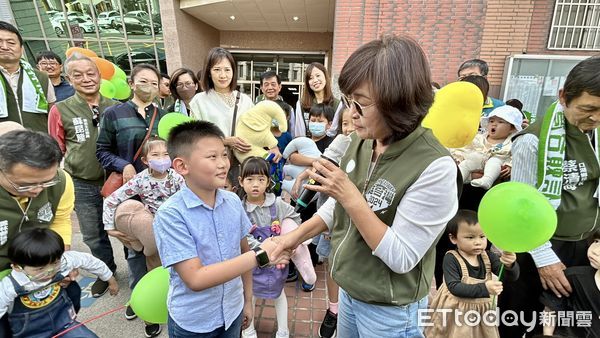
96;101;166;173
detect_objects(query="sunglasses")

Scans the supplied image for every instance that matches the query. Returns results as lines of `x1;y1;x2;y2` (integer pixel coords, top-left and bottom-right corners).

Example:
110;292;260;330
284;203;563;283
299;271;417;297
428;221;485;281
341;94;376;116
0;169;61;193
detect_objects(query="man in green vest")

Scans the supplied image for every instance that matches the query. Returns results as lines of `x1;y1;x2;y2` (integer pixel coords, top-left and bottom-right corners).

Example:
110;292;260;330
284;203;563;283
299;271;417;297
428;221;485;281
0;127;78;337
0;21;55;133
501;56;600;337
48;53;118;298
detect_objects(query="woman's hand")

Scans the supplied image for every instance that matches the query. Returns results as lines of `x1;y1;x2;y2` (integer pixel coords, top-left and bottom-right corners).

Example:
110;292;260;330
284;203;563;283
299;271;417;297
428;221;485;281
122;164;136;183
291;169;312;199
305;158;360;205
268;147;282;163
500;251;516;267
225;136;252;153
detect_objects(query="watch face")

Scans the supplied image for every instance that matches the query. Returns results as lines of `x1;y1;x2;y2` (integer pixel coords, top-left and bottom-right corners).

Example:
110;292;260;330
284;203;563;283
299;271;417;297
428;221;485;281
257;249;269;267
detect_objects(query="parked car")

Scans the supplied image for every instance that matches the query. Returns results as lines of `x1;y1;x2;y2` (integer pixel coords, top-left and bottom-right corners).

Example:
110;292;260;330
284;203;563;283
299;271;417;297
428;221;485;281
119;16;160;35
71;17;95;33
125;10;149;20
67;11;93;22
97;11;121;28
114;46;166;74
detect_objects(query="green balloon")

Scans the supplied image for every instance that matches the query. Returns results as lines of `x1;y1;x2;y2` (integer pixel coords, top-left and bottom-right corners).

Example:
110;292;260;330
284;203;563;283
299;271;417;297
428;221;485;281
158;113;193;139
129;267;169;324
111;78;131;100
113;66;127;81
478;182;557;253
0;269;10;280
99;79;116;99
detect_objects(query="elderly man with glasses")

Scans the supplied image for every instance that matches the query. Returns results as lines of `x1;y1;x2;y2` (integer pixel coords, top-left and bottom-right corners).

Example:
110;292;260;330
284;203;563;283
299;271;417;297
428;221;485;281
48;52;119;298
0;126;81;337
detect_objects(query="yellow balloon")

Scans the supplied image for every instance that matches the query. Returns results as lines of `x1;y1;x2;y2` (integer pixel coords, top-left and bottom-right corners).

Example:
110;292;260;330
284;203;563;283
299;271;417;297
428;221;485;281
422;82;483;148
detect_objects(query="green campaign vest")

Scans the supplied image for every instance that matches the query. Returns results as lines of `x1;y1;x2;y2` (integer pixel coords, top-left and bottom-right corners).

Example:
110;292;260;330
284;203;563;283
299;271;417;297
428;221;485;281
0;69;50;133
0;169;66;270
516;120;600;241
330;126;452;305
56;94;118;183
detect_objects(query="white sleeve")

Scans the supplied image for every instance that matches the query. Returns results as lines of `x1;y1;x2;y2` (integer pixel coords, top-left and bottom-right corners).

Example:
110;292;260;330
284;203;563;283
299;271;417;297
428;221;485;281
315;197;336;232
373;156;458;274
294;100;306;137
326;101;344;137
0;277;17;317
62;251;113;281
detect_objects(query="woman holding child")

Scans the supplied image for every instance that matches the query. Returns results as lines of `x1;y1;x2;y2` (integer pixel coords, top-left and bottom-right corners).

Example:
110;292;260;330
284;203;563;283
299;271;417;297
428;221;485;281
96;63;166;337
276;35;459;337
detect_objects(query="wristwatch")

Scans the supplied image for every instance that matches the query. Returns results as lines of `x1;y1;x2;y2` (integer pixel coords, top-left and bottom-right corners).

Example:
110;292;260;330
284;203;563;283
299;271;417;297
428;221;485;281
252;247;269;268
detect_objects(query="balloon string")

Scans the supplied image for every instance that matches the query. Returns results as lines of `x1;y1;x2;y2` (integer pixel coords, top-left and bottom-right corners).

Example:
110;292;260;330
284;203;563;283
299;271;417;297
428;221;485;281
52;304;127;338
491;263;505;309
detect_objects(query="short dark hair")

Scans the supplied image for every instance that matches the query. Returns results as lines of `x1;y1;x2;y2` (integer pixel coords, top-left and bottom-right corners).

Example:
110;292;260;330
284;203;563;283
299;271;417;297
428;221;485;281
447;209;479;238
160;73;170;80
505;99;524;111
460;75;489;103
0;21;23;46
338;34;433;145
35;50;62;65
562;57;600;106
309;103;335;122
8;228;64;267
130;63;160;83
168;120;225;159
260;71;281;85
201;47;237;92
0;130;62;172
169;68;200;100
458;59;489;77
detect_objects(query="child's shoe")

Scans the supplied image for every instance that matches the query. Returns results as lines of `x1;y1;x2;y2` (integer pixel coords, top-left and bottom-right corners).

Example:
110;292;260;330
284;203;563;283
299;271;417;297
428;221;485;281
125;305;137;320
144;323;161;338
301;281;315;292
319;309;338;338
241;327;258;338
275;329;290;338
471;176;494;190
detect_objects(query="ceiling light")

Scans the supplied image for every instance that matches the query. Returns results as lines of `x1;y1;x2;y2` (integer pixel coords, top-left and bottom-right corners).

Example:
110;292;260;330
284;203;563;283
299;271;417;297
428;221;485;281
293;16;299;21
229;15;235;20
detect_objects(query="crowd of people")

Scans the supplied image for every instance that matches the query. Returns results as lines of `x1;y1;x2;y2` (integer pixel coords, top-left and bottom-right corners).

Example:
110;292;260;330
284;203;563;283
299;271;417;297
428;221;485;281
0;18;599;338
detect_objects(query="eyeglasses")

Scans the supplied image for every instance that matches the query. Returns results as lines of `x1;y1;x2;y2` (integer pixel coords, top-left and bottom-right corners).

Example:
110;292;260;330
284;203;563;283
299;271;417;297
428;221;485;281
341;94;376;116
38;61;60;68
91;105;99;127
0;169;61;193
19;261;61;281
176;82;195;89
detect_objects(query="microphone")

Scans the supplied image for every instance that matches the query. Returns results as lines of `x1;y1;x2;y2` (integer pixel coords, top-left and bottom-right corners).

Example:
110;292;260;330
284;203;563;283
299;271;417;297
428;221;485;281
295;134;352;212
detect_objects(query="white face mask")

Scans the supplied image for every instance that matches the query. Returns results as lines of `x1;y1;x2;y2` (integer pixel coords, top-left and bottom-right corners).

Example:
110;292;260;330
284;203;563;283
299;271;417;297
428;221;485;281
309;121;327;137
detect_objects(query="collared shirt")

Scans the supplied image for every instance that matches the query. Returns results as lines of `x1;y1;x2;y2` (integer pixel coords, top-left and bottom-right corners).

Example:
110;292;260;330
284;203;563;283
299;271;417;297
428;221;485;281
0;65;56;104
96;101;166;173
153;187;252;333
53;77;75;102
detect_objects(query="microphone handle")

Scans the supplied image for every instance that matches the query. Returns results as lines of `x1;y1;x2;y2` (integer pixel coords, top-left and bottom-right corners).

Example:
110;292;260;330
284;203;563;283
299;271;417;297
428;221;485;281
294;155;340;212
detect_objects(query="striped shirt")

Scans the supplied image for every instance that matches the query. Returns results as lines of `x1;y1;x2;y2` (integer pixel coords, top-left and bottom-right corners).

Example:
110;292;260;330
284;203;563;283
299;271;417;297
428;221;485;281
511;133;561;267
96;101;166;173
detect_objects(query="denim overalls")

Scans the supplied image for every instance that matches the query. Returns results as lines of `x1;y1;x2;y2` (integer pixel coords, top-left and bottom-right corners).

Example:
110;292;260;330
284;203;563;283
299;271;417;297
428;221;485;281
247;203;288;299
7;272;97;338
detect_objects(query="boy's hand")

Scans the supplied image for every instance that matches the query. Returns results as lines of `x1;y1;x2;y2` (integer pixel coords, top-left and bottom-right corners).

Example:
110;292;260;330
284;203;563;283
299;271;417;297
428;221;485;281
59;269;79;287
107;277;119;296
485;280;503;295
241;300;254;330
500;251;516;267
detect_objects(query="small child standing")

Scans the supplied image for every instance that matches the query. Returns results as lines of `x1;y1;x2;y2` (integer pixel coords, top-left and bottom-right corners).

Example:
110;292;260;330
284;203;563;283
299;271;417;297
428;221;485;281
452;105;523;189
239;157;302;338
103;136;185;270
425;210;520;338
153;120;287;337
0;228;118;338
540;230;600;338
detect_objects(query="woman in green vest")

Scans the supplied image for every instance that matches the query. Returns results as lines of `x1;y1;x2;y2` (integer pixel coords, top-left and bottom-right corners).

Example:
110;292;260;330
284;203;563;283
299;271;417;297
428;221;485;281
274;35;459;337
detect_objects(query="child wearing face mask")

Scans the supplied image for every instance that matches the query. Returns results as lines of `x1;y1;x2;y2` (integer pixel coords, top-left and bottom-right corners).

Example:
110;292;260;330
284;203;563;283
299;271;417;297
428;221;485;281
103;136;185;271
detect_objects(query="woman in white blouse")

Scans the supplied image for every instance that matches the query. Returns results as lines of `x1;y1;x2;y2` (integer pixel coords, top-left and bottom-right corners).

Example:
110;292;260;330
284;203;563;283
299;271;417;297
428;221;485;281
189;48;253;154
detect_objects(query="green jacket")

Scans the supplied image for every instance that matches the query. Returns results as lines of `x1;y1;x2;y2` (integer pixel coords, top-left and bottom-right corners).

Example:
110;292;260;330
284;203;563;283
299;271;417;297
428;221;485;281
330;126;451;305
517;120;600;241
0;170;66;270
55;93;118;184
0;68;50;133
